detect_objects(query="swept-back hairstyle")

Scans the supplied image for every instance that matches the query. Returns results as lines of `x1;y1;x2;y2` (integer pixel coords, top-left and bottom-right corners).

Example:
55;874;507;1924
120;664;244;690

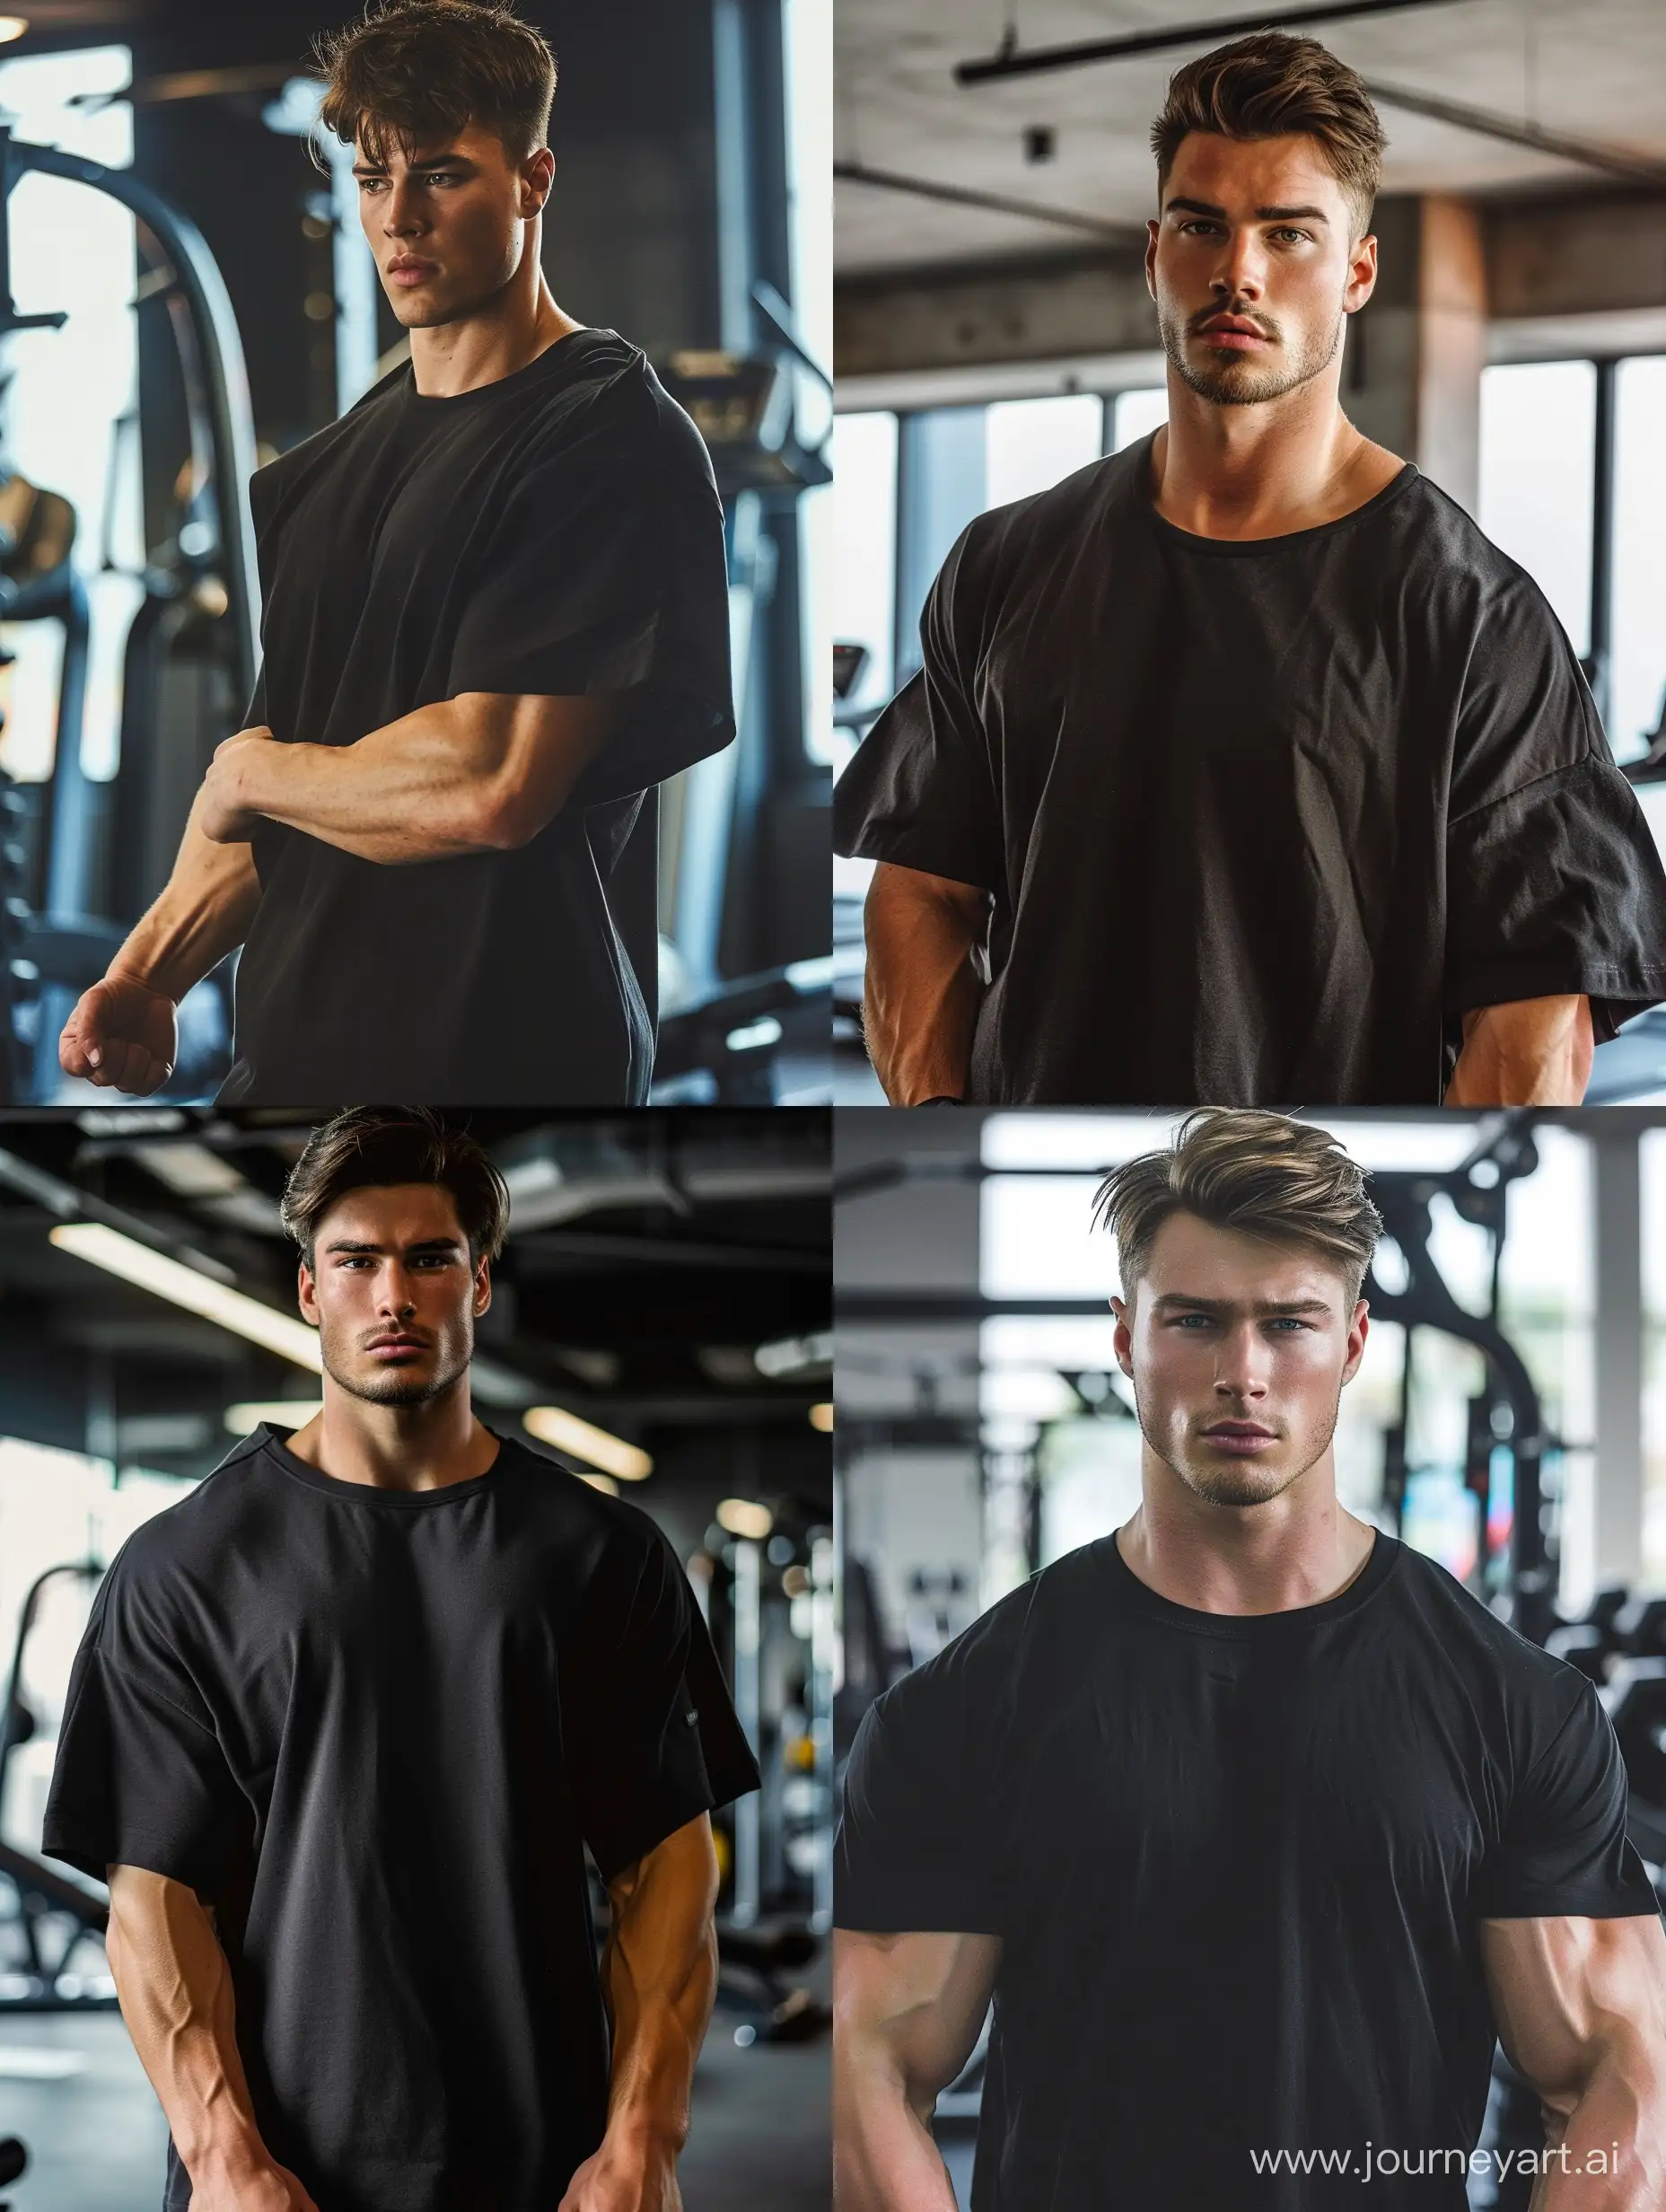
281;1106;511;1266
1150;31;1386;234
1092;1110;1382;1303
312;0;557;171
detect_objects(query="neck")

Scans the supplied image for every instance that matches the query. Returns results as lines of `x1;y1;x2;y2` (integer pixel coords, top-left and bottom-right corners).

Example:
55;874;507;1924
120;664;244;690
285;1374;498;1492
408;223;583;399
1118;1448;1376;1615
1151;361;1391;539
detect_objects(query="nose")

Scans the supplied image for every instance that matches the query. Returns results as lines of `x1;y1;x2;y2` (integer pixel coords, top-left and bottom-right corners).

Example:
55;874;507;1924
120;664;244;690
375;1266;418;1320
1210;227;1265;305
1214;1321;1270;1400
381;183;426;241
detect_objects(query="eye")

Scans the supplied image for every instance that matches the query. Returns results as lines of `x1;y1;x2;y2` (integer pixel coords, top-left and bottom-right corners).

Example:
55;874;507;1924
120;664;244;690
1271;228;1311;244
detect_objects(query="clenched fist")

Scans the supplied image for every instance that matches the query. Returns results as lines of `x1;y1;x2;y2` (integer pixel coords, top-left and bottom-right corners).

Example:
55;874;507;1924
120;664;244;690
58;973;179;1094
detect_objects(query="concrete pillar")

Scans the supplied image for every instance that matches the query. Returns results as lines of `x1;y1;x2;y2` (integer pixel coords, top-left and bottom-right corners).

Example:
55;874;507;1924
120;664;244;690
1591;1122;1644;1591
1347;193;1486;513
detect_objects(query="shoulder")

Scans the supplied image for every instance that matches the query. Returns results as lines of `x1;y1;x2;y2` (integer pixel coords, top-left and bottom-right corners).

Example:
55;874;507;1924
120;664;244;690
1385;1540;1589;1718
934;444;1135;632
871;1544;1100;1736
250;365;408;526
522;330;715;490
1379;473;1566;633
496;1435;684;1578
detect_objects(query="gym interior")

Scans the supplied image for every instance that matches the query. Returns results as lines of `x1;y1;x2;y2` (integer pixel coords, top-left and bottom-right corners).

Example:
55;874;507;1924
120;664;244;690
835;1104;1666;2209
0;0;834;1110
830;0;1666;1102
0;1104;833;2212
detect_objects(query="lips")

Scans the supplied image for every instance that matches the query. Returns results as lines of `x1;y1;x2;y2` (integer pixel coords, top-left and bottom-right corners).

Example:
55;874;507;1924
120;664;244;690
388;259;436;285
366;1335;425;1353
1201;1423;1278;1453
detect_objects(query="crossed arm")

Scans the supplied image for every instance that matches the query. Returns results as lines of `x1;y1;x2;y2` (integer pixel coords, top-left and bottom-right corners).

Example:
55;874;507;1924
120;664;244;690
861;859;1595;1107
835;1914;1666;2210
59;690;618;1093
105;1813;718;2212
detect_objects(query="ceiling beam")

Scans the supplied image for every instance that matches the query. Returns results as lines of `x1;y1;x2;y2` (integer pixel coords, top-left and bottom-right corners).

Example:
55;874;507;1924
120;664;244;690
956;0;1470;85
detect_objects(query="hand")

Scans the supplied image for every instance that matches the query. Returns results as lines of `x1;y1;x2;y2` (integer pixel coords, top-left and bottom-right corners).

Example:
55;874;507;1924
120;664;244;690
557;2132;681;2212
58;972;179;1093
186;2155;320;2212
200;726;278;843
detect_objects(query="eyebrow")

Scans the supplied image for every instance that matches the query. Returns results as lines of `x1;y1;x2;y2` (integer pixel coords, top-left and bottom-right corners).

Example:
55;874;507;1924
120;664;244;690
1150;1293;1336;1317
351;152;478;178
320;1237;466;1257
1165;198;1330;224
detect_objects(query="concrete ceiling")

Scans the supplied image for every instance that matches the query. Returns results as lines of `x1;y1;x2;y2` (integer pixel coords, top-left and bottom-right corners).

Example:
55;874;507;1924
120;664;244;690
835;0;1666;275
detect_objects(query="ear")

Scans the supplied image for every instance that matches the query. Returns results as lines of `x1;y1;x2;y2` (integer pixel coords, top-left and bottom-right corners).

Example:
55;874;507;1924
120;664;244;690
1343;230;1378;316
521;146;555;219
1111;1293;1135;1379
474;1253;493;1319
1341;1299;1370;1385
296;1256;320;1329
1144;215;1160;303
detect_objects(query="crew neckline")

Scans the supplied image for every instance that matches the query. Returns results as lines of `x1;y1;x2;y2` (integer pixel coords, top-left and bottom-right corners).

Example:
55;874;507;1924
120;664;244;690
400;322;617;410
252;1421;513;1508
1097;1523;1399;1638
1135;429;1420;556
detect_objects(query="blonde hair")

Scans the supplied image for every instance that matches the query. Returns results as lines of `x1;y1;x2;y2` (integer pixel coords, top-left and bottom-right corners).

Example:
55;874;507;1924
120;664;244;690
1092;1110;1381;1302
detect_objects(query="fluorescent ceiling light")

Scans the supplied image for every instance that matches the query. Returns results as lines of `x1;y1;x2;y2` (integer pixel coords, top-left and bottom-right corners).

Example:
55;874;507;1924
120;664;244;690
0;21;30;44
50;1223;322;1370
809;1402;833;1432
717;1497;773;1540
755;1329;833;1379
523;1405;652;1482
225;1401;322;1435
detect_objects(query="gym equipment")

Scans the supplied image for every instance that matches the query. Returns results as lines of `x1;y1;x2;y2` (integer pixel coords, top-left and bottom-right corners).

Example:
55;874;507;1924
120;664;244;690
1613;1594;1666;1656
1603;1659;1666;1811
653;955;833;1104
0;2136;27;2212
0;122;258;1102
715;1920;829;2043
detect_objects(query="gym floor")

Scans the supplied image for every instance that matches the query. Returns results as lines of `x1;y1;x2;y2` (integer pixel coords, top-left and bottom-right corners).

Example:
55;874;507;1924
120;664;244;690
0;1997;830;2211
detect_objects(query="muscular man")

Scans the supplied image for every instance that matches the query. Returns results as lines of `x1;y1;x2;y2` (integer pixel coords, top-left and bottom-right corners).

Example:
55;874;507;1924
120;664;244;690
44;1107;758;2212
834;32;1666;1109
60;0;732;1104
835;1110;1666;2208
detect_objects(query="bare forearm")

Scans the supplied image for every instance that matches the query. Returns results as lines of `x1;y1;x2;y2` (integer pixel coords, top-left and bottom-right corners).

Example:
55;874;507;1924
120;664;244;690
112;799;260;1000
234;706;501;863
1531;2041;1666;2209
834;2050;959;2212
864;881;986;1105
104;1872;270;2185
1445;996;1592;1106
601;1912;716;2153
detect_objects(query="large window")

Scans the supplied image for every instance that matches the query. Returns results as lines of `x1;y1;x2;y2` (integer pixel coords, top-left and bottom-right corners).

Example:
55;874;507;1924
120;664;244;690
1613;356;1666;763
1477;361;1597;659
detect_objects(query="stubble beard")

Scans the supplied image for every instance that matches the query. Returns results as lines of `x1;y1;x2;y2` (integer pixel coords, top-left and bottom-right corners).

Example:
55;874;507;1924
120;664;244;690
1159;295;1345;408
320;1317;473;1410
1134;1384;1344;1507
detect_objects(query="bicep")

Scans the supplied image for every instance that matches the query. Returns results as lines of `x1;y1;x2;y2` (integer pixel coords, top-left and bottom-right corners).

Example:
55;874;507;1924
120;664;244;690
835;1927;1000;2103
1480;1913;1666;2113
452;689;627;845
867;860;991;931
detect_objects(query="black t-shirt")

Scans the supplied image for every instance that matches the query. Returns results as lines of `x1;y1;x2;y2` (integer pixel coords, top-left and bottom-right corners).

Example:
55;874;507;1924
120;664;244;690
224;327;733;1104
835;1530;1659;2209
833;436;1666;1104
42;1426;759;2212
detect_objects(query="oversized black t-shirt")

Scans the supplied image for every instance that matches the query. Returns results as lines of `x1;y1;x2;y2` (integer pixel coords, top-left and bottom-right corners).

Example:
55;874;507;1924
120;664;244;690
42;1426;759;2212
835;1530;1659;2209
224;327;733;1105
833;436;1666;1104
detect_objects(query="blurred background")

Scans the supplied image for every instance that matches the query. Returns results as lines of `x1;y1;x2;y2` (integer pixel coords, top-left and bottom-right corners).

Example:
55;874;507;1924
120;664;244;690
836;1103;1666;2209
830;0;1666;1102
0;1103;832;2212
0;0;833;1110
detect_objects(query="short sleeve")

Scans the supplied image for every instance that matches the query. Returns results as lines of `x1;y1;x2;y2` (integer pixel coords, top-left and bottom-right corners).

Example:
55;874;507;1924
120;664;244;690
562;1517;759;1882
834;1659;1004;1935
447;432;734;807
1445;580;1666;1040
40;1562;248;1897
831;521;1004;893
1474;1679;1660;1920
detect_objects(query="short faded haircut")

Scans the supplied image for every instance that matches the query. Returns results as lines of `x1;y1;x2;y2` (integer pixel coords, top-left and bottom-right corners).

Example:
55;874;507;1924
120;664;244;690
1150;31;1386;237
312;0;557;172
1092;1110;1381;1304
281;1106;510;1268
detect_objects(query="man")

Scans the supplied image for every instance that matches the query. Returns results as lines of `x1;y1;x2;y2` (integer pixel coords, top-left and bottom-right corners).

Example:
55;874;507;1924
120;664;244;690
44;1106;758;2212
59;0;732;1104
834;32;1666;1109
834;1110;1666;2208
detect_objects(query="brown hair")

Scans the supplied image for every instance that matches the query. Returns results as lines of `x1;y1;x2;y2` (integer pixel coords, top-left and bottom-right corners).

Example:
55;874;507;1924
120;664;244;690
312;0;557;171
1150;31;1386;235
281;1107;511;1266
1092;1110;1381;1303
